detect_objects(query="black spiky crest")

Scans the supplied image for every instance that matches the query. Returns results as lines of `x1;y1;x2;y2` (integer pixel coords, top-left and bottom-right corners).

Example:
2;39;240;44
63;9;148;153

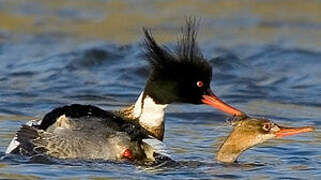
143;18;206;75
176;17;203;63
143;18;212;105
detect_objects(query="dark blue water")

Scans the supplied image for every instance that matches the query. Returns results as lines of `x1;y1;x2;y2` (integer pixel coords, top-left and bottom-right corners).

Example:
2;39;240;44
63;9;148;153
1;1;321;179
0;33;320;179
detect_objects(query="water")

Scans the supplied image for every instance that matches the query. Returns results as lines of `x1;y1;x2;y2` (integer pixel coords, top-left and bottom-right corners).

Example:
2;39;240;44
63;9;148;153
0;0;321;179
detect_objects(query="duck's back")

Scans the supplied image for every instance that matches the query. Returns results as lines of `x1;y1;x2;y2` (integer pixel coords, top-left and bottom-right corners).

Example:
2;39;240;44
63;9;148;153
39;104;146;137
8;104;150;160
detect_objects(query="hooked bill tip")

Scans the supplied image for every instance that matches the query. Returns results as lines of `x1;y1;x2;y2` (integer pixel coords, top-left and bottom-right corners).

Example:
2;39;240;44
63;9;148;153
201;94;245;117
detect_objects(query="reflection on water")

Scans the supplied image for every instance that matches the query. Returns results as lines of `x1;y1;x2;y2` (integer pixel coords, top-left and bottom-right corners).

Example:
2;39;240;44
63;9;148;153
0;0;321;179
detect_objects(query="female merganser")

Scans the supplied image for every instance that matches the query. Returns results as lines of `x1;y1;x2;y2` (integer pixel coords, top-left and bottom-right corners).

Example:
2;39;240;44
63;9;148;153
216;117;314;163
6;19;244;160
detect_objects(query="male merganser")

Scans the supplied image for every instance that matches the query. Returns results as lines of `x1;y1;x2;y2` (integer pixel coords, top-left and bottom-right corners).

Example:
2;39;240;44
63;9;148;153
216;117;314;163
6;19;244;160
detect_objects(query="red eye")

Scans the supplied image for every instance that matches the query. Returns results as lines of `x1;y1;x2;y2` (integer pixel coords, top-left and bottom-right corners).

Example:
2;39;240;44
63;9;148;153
196;81;203;87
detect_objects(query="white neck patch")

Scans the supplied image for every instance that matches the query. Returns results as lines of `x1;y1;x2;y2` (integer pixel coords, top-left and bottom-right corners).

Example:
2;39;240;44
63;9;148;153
133;92;168;128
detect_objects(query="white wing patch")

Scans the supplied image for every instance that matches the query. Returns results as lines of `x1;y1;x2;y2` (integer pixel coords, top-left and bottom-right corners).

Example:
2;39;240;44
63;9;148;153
142;137;172;158
56;115;71;128
5;119;42;154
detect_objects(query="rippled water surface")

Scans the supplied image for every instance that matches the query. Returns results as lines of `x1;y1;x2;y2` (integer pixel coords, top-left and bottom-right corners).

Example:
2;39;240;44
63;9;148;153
0;0;321;179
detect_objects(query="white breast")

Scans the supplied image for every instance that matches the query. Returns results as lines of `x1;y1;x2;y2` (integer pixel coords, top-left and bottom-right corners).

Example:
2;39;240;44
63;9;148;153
133;92;168;128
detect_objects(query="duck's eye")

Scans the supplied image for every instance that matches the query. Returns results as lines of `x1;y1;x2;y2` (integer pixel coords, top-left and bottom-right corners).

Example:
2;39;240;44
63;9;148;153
196;81;204;87
262;123;271;131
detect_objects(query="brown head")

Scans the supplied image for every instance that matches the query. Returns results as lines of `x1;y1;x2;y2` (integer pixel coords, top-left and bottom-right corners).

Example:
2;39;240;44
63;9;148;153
216;117;314;163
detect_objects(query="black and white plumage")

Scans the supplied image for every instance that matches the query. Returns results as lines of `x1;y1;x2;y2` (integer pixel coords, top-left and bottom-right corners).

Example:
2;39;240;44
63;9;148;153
6;18;243;161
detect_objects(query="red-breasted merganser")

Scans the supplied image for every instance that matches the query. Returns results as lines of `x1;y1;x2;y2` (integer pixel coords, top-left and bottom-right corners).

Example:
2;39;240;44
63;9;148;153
6;19;244;161
216;117;314;163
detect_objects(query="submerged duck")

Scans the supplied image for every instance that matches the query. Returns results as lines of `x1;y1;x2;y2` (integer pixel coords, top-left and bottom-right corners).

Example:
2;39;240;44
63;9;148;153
6;19;244;161
216;117;314;163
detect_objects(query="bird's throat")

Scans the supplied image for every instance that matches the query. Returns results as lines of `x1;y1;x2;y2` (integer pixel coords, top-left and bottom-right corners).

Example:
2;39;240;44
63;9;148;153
119;92;168;140
216;139;243;163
